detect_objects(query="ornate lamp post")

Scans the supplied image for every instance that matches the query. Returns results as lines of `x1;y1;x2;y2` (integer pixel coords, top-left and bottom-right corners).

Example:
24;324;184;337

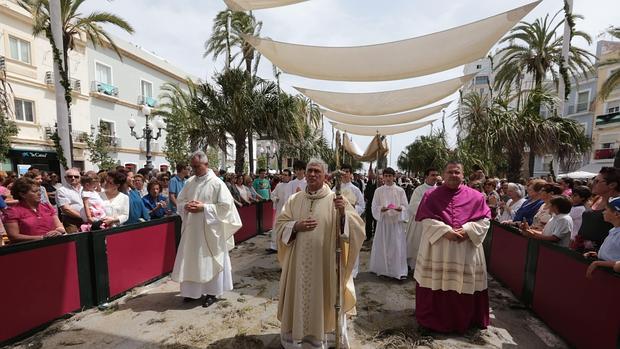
127;105;165;170
259;142;277;171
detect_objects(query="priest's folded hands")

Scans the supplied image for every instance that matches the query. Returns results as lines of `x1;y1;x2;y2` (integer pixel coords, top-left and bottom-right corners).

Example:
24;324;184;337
444;228;470;242
184;200;204;213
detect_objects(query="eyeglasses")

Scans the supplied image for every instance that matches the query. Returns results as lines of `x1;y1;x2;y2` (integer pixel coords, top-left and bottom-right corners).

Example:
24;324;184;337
67;175;80;179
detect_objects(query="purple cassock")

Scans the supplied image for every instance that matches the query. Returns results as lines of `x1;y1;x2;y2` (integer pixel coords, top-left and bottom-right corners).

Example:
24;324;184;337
415;184;491;334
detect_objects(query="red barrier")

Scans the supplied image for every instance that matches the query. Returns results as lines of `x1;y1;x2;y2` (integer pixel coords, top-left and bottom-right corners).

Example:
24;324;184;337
532;245;620;349
106;221;178;297
262;200;275;232
489;224;529;298
0;242;81;342
235;204;258;243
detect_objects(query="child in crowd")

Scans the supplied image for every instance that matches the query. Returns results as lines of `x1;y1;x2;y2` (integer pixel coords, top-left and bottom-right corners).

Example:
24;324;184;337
569;186;591;248
584;196;620;278
521;195;573;247
80;176;107;232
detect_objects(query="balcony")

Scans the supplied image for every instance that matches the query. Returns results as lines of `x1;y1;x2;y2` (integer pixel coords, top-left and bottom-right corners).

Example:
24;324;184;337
0;56;5;71
596;111;620;126
91;81;119;97
71;130;89;143
44;71;82;93
100;134;121;148
594;148;618;160
137;95;157;107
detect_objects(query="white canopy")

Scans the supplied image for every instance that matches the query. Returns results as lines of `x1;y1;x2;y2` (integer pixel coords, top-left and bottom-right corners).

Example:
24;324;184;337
557;171;598;179
322;102;449;126
342;134;389;162
296;75;470;115
242;1;539;81
223;0;307;11
331;119;436;136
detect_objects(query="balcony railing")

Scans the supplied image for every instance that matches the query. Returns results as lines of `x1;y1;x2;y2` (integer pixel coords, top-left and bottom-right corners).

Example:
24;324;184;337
100;134;121;147
45;71;81;93
91;81;119;97
595;111;620;126
594;148;618;160
137;95;157;107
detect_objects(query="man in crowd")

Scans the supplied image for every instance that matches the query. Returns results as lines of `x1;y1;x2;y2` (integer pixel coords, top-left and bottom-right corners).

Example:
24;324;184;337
169;163;189;214
414;161;491;334
275;158;365;349
268;169;292;253
56;168;84;233
364;167;378;240
289;160;307;194
253;168;271;201
369;167;409;280
171;151;242;308
405;168;439;269
334;164;365;278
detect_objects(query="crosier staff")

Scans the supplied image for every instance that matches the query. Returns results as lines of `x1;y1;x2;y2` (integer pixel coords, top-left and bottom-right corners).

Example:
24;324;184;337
333;131;344;349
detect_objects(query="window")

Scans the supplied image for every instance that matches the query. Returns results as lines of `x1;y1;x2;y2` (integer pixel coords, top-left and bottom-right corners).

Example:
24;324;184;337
14;98;34;122
99;120;114;137
475;76;489;85
95;62;112;84
607;100;620;114
599;134;617;149
9;36;31;64
476;64;482;69
140;80;153;98
576;90;590;113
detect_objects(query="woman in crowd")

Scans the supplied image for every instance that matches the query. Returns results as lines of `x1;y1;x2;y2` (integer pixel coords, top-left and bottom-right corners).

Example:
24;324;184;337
157;173;170;197
3;177;66;242
531;184;562;230
584;196;620;278
0;171;9;197
142;180;168;219
498;183;526;222
99;170;130;227
520;195;573;247
509;179;546;226
569;186;591;247
559;177;574;197
232;174;252;206
483;178;500;218
244;175;265;201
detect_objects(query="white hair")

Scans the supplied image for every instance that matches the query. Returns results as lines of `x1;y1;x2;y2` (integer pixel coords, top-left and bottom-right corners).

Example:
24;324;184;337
191;150;208;164
507;182;524;198
306;158;328;174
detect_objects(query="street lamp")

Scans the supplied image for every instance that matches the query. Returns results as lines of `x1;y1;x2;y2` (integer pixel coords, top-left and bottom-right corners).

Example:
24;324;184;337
259;142;277;171
127;105;165;170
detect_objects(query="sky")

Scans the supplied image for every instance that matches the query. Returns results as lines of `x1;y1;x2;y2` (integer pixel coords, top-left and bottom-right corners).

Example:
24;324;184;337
83;0;619;169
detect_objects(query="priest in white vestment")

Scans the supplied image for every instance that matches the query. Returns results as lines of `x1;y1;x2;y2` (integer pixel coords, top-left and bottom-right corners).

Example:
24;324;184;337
332;164;365;278
369;167;409;279
276;158;365;349
269;169;292;252
405;168;439;268
414;161;491;333
171;151;242;307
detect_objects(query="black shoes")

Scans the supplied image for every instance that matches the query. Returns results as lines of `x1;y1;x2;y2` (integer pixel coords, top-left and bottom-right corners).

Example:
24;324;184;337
266;248;277;254
202;294;217;308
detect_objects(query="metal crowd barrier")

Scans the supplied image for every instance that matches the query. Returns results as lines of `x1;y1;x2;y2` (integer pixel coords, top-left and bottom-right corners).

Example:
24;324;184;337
0;201;275;345
486;221;620;349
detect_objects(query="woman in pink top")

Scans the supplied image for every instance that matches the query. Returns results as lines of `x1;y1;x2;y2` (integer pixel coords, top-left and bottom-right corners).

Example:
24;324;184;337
4;177;65;243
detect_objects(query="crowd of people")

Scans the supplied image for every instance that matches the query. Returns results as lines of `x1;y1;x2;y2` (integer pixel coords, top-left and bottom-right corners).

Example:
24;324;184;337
1;154;619;348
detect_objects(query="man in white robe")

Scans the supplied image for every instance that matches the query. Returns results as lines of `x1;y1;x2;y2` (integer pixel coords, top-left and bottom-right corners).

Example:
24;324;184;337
268;169;292;252
332;164;365;278
289;160;307;195
405;168;439;268
171;151;242;307
369;167;409;280
276;158;365;349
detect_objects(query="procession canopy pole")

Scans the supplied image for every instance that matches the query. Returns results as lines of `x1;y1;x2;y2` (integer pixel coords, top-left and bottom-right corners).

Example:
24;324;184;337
333;130;344;349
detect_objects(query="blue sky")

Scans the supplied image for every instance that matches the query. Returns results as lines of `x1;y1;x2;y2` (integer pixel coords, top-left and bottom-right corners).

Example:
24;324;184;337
84;0;619;168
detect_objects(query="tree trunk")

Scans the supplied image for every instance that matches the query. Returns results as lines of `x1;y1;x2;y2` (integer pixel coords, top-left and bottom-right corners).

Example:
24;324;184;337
507;149;523;182
234;133;247;174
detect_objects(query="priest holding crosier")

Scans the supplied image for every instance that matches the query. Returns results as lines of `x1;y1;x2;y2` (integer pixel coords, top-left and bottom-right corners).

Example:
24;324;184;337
414;161;491;333
275;158;365;349
171;151;242;308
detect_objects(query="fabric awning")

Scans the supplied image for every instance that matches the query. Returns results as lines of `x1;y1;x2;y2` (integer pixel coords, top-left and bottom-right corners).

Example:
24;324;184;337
223;0;307;11
242;1;539;81
331;119;436;136
343;134;389;162
322;102;449;126
296;75;470;115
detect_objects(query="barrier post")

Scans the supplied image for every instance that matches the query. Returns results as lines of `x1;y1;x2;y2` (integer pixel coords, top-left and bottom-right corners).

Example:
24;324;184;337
257;201;264;235
91;232;110;305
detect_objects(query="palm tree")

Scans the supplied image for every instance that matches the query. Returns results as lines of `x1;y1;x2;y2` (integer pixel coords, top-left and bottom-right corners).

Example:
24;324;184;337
18;0;134;78
598;26;620;101
458;89;591;181
397;132;450;176
494;12;594;95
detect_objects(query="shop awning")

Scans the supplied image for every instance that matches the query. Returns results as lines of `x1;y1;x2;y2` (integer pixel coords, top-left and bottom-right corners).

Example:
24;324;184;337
223;0;307;11
322;102;449;126
331;119;436;136
242;1;539;81
296;75;469;115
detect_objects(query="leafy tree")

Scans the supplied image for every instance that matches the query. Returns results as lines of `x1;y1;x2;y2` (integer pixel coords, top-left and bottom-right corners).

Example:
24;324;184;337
397;132;451;176
85;122;116;170
597;26;620;101
207;147;220;169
